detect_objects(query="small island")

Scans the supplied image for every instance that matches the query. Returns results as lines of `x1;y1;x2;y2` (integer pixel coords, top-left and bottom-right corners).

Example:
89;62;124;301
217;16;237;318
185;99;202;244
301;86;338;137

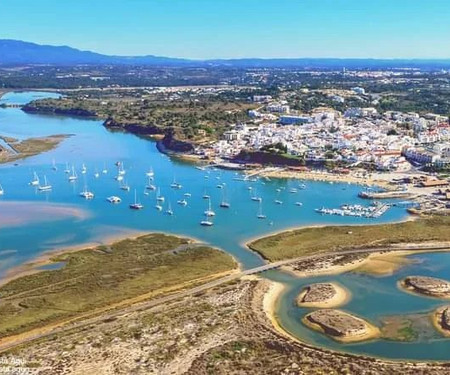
432;306;450;337
303;309;380;343
400;276;450;299
297;282;350;308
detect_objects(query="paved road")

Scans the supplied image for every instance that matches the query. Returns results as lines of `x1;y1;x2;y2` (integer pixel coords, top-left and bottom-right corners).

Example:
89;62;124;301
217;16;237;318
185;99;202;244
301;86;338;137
0;244;448;353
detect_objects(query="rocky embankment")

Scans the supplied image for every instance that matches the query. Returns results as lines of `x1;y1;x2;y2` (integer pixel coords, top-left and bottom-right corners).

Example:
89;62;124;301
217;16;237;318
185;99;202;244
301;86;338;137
432;305;450;337
297;282;349;308
303;309;379;342
401;276;450;298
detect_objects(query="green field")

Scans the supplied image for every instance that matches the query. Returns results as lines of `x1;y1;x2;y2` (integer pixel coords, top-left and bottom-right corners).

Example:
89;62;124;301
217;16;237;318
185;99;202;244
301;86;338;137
248;217;450;262
0;233;236;338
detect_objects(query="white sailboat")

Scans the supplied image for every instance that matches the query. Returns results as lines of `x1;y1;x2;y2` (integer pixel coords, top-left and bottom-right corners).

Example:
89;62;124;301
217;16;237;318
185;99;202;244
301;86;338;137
146;167;154;177
257;199;267;219
155;194;163;211
68;166;78;181
145;177;156;190
120;179;130;191
0;183;4;196
64;163;70;174
107;196;121;204
204;197;215;217
81;163;87;174
177;199;188;206
156;187;165;202
118;163;126;176
29;171;40;186
200;213;213;226
102;163;108;174
220;185;230;208
274;191;283;205
165;201;174;215
251;188;262;202
129;189;144;210
94;168;99;178
38;175;52;191
79;182;94;199
170;176;182;189
52;159;57;171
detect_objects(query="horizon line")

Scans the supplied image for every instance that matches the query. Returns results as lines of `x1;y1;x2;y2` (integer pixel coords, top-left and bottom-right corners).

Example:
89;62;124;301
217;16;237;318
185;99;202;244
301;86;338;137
4;39;450;62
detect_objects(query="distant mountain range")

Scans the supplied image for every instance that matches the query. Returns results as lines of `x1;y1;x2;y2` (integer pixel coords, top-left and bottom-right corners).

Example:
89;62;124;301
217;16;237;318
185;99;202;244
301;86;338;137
1;39;450;69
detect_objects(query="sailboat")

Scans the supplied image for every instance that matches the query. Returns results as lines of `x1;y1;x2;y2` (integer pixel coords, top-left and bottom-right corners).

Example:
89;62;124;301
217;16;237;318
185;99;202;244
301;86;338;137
129;189;144;210
102;163;108;174
220;186;230;208
79;181;94;199
155;194;163;211
38;175;52;191
52;159;57;171
200;213;213;226
204;197;215;217
170;176;182;189
257;199;267;219
29;171;40;186
156;188;165;202
251;188;262;202
120;179;130;191
274;190;283;205
68;166;78;181
177;198;188;206
0;183;4;196
146;167;154;177
81;163;87;174
118;163;126;176
145;177;156;190
165;201;174;215
94;168;99;178
64;162;70;174
202;188;210;199
107;196;121;203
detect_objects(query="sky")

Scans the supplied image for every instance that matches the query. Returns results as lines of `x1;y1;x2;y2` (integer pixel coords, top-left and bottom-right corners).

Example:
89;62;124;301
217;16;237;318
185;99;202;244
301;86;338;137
1;0;450;59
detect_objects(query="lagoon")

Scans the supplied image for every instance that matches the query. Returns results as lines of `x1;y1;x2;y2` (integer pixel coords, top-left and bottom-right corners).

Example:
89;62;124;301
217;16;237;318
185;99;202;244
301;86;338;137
0;91;449;360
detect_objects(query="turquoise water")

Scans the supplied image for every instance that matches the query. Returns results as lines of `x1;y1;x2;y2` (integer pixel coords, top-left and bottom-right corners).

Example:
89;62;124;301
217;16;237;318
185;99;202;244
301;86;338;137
0;91;449;360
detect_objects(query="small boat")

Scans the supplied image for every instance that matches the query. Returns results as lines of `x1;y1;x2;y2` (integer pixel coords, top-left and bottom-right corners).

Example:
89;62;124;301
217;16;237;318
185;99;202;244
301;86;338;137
155;195;163;211
146;167;154;177
257;199;266;219
200;213;213;226
52;159;57;171
204;197;215;217
156;188;165;202
0;183;4;196
79;187;94;199
145;177;156;190
170;182;182;189
94;169;100;178
68;166;78;182
81;163;87;174
289;188;298;193
64;163;70;174
120;180;130;191
29;171;40;186
299;183;306;189
115;175;124;182
274;199;283;205
118;163;126;176
177;199;188;206
196;166;206;171
38;175;52;191
102;163;108;174
295;202;303;206
220;185;230;208
216;184;223;189
129;190;144;210
165;202;174;215
184;192;191;197
107;196;121;204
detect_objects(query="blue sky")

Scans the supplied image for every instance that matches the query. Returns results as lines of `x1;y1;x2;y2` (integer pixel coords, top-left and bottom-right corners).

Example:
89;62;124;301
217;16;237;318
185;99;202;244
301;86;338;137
1;0;450;59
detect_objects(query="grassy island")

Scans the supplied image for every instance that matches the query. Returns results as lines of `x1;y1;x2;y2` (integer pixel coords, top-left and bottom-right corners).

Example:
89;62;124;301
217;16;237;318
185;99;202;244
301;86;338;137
0;233;236;339
248;217;450;262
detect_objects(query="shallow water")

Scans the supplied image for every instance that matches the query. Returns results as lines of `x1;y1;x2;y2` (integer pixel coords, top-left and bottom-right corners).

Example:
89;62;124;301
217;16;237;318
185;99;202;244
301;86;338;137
0;91;449;360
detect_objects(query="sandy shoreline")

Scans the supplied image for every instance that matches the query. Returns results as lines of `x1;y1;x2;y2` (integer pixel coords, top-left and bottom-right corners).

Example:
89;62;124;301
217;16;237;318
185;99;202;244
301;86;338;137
297;282;351;308
431;306;450;337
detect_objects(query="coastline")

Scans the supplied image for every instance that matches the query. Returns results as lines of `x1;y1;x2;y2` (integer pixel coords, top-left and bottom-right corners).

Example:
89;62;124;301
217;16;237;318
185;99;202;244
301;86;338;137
431;306;450;338
0;229;215;288
297;282;351;308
